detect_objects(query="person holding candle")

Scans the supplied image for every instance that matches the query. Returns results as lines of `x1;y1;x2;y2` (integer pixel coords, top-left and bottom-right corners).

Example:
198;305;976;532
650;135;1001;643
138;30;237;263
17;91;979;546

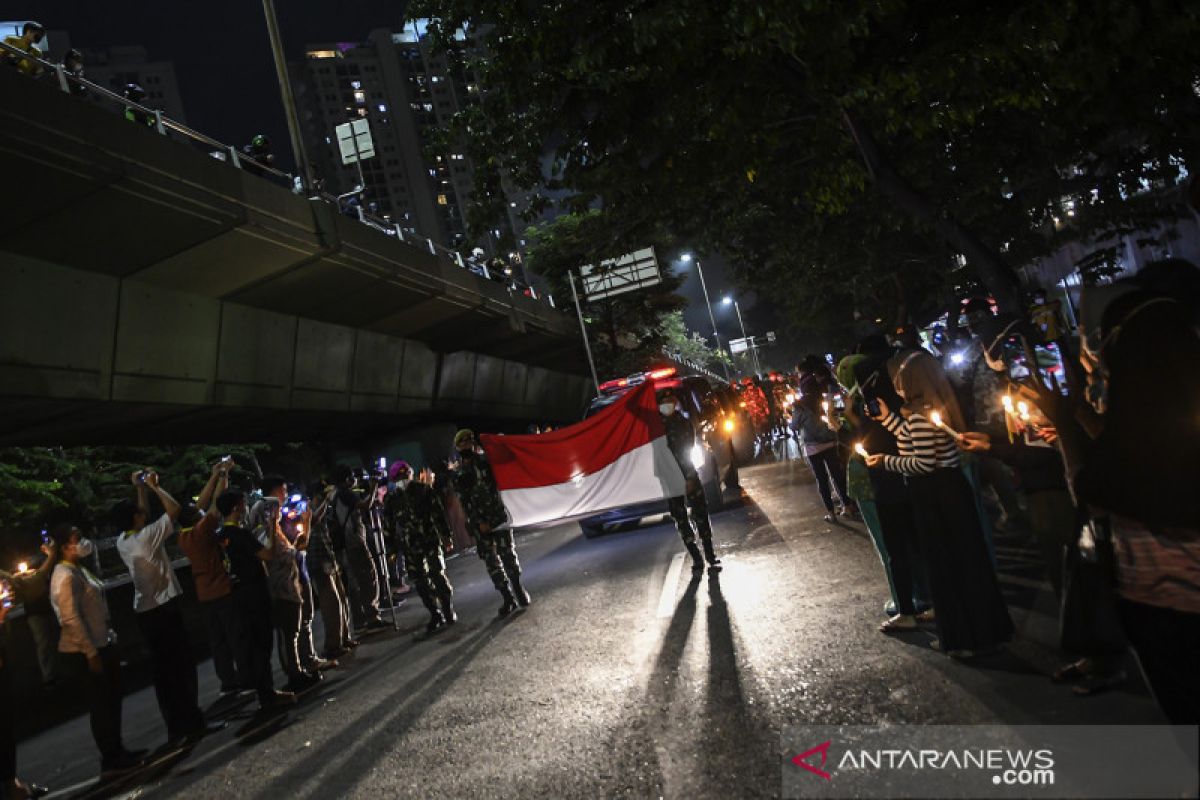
1024;260;1200;722
865;349;1013;657
1;585;49;798
845;351;934;631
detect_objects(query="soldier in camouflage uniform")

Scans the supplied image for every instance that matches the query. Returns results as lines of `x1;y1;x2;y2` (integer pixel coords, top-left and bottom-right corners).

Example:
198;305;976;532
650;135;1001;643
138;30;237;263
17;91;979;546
450;429;531;617
384;462;456;638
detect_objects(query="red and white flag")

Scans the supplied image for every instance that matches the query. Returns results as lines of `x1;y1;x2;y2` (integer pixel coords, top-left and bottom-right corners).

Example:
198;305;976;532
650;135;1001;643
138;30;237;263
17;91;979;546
480;382;687;528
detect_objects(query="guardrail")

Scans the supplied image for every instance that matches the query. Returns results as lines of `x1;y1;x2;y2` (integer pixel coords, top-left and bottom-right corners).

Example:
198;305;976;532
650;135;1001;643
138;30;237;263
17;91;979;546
1;39;558;311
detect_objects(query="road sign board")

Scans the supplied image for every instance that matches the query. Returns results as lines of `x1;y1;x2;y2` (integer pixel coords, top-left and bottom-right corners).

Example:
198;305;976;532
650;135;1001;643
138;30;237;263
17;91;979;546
729;337;750;354
336;119;375;164
579;247;661;302
766;331;776;343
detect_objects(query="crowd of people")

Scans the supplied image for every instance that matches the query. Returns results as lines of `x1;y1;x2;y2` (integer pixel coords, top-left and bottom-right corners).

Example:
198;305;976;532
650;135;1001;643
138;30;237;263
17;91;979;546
0;429;529;796
772;257;1199;727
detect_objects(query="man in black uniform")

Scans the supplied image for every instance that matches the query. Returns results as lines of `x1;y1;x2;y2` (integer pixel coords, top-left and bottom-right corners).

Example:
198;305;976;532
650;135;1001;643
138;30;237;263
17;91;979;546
659;389;722;574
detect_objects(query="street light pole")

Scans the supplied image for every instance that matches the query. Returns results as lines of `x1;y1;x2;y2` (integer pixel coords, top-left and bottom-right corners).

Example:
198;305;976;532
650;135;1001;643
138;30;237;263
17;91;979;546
262;0;312;189
687;255;732;380
730;298;763;376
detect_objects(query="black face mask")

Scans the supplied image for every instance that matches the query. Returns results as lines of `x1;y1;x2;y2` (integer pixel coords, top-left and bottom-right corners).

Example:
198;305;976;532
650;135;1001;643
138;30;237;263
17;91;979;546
458;448;475;459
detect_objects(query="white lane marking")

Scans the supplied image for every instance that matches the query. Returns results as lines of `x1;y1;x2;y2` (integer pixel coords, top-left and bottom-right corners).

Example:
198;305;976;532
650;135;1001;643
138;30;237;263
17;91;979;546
656;552;685;618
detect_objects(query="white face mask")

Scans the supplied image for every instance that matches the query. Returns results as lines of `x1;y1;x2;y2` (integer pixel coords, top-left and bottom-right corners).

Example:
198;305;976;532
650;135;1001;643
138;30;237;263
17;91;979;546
397;478;411;490
74;537;94;558
659;403;676;416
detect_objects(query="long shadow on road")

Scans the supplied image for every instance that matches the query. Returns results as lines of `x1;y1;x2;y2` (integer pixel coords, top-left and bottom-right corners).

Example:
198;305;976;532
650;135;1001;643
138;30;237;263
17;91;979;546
252;616;512;800
702;574;778;795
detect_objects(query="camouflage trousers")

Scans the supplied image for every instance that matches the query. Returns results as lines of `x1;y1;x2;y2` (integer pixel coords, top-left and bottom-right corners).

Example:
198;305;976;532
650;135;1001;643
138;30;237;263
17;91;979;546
402;540;452;605
472;528;521;593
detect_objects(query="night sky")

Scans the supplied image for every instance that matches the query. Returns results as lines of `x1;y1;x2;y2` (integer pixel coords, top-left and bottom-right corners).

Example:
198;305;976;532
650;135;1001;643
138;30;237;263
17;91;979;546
10;1;786;365
7;0;406;165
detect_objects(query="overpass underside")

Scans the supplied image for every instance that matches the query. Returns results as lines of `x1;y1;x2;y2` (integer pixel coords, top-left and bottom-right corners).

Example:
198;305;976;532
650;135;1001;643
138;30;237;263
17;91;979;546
0;70;591;445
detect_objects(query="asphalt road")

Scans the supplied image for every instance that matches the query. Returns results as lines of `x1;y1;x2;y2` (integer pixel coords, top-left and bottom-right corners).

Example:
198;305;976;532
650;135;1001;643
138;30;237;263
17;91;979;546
22;455;1164;799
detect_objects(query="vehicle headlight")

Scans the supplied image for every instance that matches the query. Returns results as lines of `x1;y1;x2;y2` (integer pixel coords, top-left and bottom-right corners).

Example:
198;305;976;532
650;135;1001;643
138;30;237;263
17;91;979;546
691;444;705;469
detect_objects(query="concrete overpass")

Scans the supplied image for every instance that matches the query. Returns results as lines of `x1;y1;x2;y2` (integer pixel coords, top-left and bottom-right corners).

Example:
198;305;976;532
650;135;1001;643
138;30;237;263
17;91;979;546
0;67;592;445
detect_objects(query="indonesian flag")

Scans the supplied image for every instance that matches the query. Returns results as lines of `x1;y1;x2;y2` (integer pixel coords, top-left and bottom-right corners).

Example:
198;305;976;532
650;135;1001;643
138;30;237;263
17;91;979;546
480;382;687;528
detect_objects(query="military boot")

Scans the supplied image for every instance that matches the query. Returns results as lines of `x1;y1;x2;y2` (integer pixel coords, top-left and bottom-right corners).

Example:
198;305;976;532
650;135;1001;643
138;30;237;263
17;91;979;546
685;541;705;572
414;584;445;639
435;581;457;625
497;585;518;617
510;576;532;607
702;539;723;573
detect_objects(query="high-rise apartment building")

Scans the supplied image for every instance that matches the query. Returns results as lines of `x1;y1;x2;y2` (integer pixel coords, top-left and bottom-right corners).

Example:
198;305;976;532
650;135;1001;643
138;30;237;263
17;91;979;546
293;20;541;253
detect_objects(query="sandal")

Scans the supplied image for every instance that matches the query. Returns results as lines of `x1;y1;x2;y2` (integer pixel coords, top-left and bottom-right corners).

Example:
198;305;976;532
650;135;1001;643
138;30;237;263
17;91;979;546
879;615;917;633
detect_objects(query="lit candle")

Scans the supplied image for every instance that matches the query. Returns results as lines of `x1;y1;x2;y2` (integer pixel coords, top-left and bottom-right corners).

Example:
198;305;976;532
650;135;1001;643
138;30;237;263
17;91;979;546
1016;400;1031;422
16;562;28;574
930;410;962;439
854;442;870;458
1001;395;1014;414
295;523;305;535
822;399;830;415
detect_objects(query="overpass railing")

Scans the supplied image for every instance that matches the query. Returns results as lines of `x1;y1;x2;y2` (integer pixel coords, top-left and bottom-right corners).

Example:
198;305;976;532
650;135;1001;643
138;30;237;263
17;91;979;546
1;39;559;311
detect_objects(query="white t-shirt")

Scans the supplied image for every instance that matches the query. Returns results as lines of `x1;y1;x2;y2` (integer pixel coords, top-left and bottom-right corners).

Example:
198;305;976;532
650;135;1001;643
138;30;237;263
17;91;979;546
116;513;183;613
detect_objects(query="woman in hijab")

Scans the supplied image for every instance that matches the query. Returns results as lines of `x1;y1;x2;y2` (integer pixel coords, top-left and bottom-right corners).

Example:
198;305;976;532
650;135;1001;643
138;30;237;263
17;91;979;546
865;350;1013;657
1028;260;1200;722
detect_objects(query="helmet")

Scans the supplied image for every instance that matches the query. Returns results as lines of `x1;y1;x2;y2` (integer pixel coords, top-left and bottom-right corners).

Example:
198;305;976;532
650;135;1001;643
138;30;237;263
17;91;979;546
123;83;146;102
250;134;270;150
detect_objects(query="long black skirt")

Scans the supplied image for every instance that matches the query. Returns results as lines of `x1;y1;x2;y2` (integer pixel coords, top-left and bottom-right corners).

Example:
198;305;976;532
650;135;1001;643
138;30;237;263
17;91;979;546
909;468;1014;652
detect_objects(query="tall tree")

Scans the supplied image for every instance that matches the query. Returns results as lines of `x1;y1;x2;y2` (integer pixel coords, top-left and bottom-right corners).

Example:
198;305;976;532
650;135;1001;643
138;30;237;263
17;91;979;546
410;0;1199;324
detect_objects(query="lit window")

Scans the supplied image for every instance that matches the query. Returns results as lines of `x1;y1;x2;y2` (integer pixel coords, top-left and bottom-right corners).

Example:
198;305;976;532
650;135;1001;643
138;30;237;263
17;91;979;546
307;49;339;59
354;90;366;103
378;103;387;113
351;80;362;89
437;194;448;205
357;108;368;117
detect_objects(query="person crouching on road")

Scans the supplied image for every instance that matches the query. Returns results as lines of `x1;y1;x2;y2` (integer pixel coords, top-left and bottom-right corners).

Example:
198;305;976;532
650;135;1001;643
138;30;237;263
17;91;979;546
385;462;457;638
659;389;722;575
49;524;147;779
450;430;530;616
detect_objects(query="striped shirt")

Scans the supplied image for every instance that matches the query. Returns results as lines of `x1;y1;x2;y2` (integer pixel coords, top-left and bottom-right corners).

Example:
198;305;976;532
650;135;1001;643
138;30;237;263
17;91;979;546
880;412;961;475
1111;515;1200;614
